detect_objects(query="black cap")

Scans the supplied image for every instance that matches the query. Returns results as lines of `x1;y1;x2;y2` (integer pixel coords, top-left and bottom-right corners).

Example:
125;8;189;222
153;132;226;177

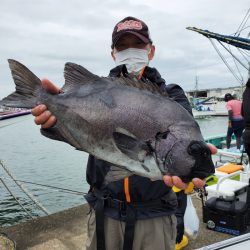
111;16;152;49
224;93;234;102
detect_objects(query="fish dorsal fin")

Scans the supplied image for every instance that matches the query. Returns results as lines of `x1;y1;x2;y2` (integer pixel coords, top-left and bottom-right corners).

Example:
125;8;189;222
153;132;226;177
62;62;100;92
108;76;168;97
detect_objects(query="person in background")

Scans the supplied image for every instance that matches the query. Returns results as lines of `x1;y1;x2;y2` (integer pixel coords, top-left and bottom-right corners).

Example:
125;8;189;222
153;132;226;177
31;16;216;250
242;78;250;158
224;93;244;150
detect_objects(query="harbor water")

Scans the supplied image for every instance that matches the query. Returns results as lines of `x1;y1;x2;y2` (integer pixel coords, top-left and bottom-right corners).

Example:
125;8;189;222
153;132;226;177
0;115;228;227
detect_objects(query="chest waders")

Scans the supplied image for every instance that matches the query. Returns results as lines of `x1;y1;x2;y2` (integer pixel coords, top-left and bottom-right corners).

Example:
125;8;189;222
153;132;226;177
93;186;170;250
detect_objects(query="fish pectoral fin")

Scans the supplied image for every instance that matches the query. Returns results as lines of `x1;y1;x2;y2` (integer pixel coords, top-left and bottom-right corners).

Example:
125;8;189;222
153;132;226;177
104;165;133;184
113;131;152;161
62;62;100;92
115;127;137;139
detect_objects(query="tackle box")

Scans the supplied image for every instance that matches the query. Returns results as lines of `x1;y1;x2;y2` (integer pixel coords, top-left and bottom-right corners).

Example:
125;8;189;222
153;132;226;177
202;176;250;236
205;179;248;201
203;196;248;235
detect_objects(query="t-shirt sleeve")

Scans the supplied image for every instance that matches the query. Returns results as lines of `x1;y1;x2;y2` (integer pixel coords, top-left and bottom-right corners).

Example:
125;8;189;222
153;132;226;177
226;102;232;110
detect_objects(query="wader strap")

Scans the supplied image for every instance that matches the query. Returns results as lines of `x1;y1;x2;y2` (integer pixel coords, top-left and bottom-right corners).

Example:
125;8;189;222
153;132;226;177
124;177;131;203
95;191;106;250
93;187;169;250
123;205;136;250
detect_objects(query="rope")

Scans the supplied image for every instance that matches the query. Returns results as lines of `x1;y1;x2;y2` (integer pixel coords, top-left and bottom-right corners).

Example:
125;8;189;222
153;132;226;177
227;45;244;84
218;40;248;70
0;160;50;215
209;38;244;84
238;47;250;63
0;177;34;219
0;117;30;129
0;176;87;195
235;8;250;36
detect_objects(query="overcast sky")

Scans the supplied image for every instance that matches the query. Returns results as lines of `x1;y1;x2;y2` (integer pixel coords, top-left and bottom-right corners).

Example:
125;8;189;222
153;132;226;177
0;0;249;99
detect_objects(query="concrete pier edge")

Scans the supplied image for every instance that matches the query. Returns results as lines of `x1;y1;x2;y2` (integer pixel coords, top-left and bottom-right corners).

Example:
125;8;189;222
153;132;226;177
0;196;242;250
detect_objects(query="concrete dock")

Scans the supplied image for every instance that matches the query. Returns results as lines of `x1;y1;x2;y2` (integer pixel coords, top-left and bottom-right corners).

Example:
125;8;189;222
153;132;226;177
0;196;238;250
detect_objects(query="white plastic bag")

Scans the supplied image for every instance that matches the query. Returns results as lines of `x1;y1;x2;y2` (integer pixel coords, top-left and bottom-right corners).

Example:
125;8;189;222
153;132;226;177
184;195;199;238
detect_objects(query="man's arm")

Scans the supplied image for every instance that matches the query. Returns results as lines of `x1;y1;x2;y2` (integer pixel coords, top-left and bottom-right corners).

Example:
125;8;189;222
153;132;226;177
228;110;233;128
165;84;193;115
228;110;233;121
225;101;233;127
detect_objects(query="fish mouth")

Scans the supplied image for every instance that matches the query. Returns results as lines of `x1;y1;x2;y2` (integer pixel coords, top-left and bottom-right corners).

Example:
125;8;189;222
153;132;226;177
187;140;215;179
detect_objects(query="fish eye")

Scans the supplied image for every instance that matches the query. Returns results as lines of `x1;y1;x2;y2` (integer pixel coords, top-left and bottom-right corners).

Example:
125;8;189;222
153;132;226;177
155;130;170;140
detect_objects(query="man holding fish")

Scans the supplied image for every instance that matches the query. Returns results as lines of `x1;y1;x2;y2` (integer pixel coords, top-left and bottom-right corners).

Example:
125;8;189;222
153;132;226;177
15;17;216;250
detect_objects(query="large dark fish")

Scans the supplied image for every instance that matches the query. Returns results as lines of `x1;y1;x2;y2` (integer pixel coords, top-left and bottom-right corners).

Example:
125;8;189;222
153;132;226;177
0;60;214;182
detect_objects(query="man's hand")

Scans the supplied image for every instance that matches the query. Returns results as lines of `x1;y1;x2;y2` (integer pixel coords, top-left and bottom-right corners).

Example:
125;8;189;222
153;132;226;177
31;79;61;129
163;143;218;189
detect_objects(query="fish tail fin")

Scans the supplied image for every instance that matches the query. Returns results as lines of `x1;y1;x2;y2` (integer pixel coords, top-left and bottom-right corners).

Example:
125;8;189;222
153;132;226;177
0;59;43;108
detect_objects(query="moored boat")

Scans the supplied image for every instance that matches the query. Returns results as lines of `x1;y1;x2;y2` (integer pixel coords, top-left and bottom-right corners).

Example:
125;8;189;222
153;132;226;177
0;109;31;120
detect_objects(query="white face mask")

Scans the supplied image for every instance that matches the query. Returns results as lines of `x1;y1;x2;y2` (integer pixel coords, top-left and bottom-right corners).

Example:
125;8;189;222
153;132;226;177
114;48;150;74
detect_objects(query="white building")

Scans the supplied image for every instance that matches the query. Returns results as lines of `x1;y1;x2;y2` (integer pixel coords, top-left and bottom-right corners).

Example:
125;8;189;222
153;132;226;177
186;85;244;117
186;85;244;101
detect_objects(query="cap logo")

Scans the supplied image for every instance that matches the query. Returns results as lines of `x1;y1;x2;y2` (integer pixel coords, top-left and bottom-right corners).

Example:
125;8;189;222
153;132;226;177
117;20;142;32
